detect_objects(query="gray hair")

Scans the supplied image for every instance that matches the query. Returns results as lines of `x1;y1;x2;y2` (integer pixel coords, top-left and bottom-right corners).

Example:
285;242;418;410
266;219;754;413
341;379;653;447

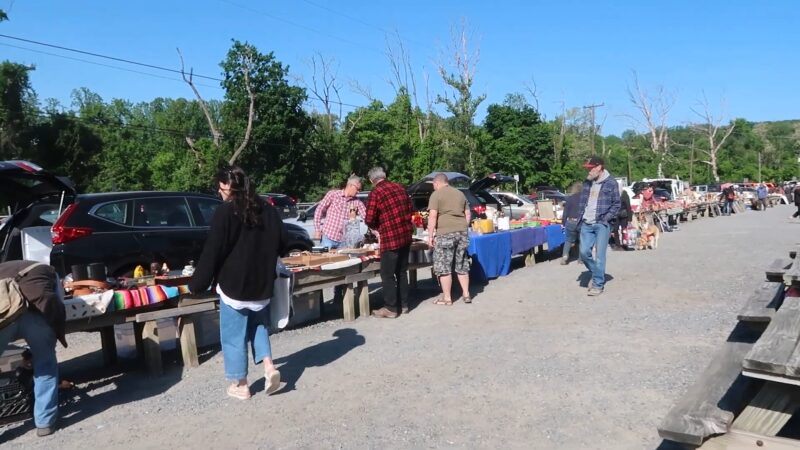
346;175;362;187
433;173;449;184
368;166;386;182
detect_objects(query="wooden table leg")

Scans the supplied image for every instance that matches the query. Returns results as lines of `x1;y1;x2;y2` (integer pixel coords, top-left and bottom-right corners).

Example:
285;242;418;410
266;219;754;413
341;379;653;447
178;316;199;368
343;283;356;321
99;326;117;366
141;320;163;376
356;280;370;318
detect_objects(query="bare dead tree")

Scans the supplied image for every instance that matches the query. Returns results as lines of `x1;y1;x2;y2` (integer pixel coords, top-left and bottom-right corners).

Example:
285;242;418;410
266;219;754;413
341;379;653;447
523;76;540;112
385;30;431;143
691;93;736;183
436;18;486;176
625;71;676;177
177;48;255;167
301;53;343;133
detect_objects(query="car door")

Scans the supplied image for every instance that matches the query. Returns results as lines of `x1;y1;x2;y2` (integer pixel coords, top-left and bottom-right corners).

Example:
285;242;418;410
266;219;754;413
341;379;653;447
188;196;222;259
132;196;200;271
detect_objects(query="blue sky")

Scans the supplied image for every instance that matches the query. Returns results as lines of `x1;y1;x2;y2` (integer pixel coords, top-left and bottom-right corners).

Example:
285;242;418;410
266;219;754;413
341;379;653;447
1;0;798;135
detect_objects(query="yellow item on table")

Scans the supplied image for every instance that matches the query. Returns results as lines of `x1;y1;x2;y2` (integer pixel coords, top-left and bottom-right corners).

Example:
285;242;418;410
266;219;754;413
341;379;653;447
478;219;495;234
133;265;145;278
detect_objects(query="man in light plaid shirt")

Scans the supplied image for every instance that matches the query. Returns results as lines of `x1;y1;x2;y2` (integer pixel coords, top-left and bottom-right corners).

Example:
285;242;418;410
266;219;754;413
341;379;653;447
314;175;367;249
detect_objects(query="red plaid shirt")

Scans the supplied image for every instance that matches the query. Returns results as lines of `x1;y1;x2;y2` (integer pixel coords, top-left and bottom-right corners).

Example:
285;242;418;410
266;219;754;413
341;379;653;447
365;179;413;252
314;190;366;242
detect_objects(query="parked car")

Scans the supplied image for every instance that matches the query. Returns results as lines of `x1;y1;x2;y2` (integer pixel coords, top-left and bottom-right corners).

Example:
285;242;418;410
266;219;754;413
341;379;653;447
1;161;313;277
490;192;538;219
260;193;298;219
286;191;370;241
407;172;515;219
528;190;567;205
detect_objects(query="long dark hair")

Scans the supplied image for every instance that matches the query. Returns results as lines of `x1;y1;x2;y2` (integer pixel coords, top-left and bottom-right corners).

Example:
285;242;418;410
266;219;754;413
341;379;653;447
215;165;263;228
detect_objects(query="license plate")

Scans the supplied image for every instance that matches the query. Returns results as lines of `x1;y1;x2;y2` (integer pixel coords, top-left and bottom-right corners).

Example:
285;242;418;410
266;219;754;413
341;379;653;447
283;208;290;213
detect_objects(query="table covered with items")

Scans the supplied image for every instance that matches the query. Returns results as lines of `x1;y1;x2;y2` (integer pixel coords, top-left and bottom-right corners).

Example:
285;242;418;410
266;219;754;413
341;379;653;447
467;223;565;281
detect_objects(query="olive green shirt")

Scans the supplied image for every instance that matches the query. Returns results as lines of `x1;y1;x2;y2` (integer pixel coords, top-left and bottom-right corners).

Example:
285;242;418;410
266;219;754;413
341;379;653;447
428;185;468;235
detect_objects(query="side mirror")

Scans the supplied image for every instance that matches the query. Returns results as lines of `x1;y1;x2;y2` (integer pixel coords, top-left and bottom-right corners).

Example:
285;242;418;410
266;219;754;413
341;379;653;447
298;211;307;221
517;200;524;207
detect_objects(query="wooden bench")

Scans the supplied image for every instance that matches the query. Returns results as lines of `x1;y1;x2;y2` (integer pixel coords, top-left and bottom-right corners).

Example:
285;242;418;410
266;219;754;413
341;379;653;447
657;322;762;446
767;258;794;282
737;282;785;324
742;294;800;382
133;297;218;376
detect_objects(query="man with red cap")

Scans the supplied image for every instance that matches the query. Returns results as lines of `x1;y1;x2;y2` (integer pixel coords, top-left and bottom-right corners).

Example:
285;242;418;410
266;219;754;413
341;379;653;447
577;156;620;296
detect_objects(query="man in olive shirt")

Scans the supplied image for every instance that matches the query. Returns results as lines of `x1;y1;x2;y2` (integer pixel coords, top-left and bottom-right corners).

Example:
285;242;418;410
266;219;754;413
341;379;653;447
427;173;472;305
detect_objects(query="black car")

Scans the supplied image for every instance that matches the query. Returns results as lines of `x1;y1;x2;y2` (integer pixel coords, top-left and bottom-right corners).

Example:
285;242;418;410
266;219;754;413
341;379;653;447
407;172;515;218
260;193;298;219
1;161;313;277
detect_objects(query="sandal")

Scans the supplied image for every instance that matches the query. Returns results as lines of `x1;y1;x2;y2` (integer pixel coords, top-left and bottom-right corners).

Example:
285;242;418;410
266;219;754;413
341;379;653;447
461;296;472;304
265;369;281;396
433;297;453;306
227;384;251;400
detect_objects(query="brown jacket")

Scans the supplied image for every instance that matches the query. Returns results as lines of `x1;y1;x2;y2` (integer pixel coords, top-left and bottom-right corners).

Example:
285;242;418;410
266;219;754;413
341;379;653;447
0;261;67;347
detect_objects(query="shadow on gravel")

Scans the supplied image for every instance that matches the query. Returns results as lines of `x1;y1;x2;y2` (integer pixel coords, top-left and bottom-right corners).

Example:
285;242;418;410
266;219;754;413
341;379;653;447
263;328;365;395
0;349;184;443
576;271;614;288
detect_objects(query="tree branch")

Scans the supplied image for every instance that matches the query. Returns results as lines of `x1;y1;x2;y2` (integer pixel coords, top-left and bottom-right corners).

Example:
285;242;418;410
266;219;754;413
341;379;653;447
228;54;256;166
178;48;222;148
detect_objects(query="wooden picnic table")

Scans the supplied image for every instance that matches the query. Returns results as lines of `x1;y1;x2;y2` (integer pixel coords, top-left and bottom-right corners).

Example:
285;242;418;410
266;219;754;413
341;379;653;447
658;248;800;447
66;252;432;376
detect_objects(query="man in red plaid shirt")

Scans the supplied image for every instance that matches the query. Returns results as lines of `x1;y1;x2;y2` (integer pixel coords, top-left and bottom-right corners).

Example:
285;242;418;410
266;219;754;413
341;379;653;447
313;175;366;248
365;166;413;318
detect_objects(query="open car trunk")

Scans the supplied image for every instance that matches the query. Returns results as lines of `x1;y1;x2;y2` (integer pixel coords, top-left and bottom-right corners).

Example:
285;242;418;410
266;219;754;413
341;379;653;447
0;161;76;263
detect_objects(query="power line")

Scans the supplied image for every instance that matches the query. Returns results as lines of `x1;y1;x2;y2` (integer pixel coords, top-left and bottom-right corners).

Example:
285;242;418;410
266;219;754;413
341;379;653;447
300;0;427;47
0;33;223;82
0;42;222;90
0;33;367;110
219;0;384;56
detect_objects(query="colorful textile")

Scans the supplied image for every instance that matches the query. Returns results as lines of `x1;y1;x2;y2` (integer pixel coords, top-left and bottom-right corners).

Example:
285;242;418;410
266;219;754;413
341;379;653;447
365;180;413;253
314;190;366;242
113;285;184;310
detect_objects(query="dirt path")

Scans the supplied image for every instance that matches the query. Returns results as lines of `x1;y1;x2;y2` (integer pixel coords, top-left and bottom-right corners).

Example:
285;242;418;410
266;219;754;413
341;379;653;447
3;206;797;449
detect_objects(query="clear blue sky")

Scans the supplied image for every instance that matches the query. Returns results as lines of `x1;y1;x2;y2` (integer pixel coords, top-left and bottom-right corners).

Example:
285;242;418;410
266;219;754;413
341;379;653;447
1;0;798;135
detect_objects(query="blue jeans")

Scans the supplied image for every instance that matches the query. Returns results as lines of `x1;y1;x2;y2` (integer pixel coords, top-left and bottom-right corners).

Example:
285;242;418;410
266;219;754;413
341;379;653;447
219;300;272;381
0;310;59;428
579;222;611;289
321;236;341;249
725;200;735;215
562;220;580;259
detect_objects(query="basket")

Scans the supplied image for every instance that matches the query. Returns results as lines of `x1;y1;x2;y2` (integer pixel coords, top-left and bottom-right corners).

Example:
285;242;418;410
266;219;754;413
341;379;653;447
0;370;33;426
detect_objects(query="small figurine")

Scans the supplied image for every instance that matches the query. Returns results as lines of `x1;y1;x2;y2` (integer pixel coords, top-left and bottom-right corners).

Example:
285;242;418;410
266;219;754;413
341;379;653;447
161;262;170;275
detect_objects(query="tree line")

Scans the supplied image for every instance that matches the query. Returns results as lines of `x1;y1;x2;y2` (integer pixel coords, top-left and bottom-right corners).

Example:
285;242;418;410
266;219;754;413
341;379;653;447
1;19;797;204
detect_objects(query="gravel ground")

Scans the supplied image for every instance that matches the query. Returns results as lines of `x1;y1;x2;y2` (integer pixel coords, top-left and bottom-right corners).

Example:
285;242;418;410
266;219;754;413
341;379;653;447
2;205;798;449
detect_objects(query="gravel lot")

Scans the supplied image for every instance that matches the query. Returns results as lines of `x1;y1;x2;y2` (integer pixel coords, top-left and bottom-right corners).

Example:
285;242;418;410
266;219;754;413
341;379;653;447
2;205;797;449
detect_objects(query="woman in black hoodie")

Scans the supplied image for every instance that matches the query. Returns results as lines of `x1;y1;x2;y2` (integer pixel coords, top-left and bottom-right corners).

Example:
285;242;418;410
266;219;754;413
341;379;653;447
189;165;288;400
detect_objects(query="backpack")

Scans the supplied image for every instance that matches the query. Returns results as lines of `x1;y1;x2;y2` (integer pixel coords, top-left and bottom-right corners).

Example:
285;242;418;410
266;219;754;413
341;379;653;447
726;189;735;201
0;263;46;329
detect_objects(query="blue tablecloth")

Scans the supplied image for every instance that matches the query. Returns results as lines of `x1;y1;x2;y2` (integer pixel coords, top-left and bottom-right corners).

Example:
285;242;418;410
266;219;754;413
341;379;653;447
509;227;546;255
467;231;512;281
544;224;565;251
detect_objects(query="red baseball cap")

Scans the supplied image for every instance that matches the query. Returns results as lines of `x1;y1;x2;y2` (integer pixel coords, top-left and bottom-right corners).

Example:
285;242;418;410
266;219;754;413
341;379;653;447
582;156;605;169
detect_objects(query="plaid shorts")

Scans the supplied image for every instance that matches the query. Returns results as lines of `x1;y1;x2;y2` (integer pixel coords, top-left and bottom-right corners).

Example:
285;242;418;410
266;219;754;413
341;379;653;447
433;231;471;276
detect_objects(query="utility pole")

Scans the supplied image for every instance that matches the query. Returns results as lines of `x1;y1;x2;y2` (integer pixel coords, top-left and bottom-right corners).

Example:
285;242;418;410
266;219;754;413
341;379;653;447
689;137;695;185
758;151;762;183
582;102;604;155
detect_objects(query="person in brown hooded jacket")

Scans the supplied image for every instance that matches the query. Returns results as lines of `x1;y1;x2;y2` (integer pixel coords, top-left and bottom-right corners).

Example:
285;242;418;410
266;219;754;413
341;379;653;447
0;260;66;436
